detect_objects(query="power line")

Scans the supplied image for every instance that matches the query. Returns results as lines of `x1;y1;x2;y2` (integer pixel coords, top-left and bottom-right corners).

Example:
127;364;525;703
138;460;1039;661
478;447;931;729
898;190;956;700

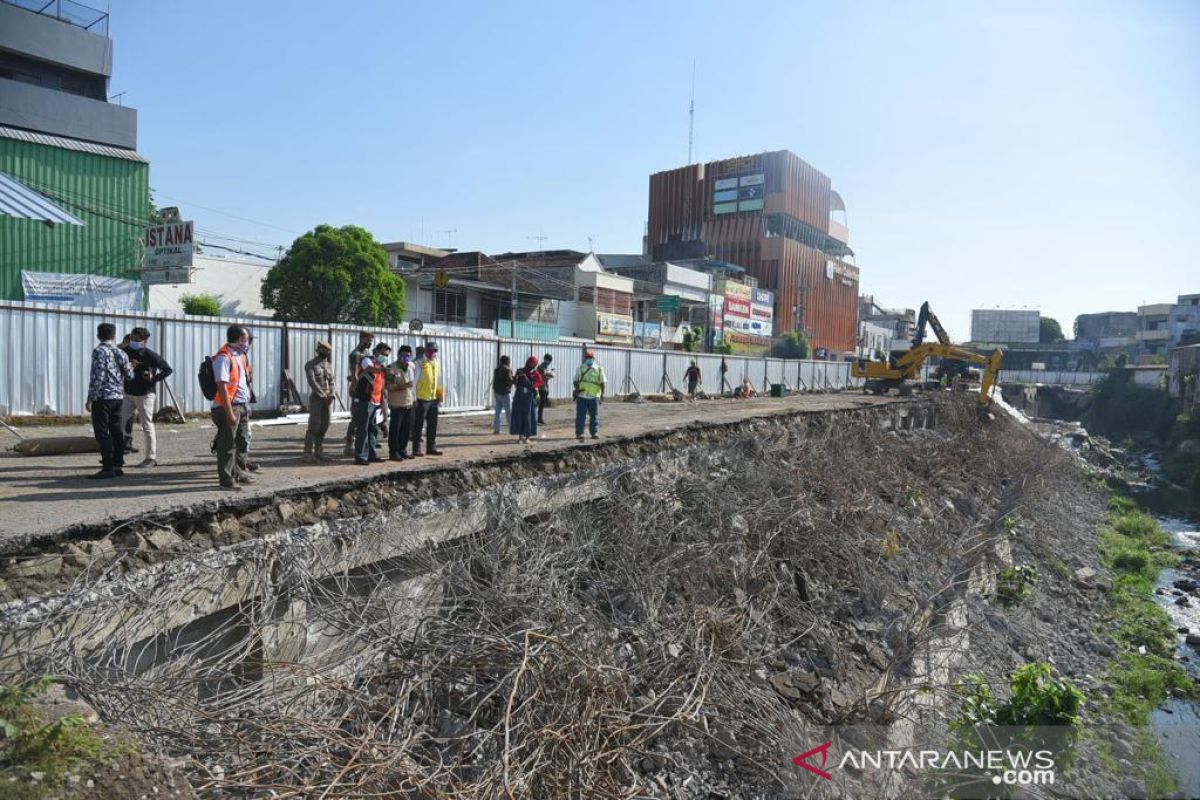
153;190;302;236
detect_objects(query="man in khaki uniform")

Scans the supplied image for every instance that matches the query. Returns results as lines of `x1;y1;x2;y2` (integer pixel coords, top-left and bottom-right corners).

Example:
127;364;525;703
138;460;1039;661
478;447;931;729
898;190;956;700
303;340;335;462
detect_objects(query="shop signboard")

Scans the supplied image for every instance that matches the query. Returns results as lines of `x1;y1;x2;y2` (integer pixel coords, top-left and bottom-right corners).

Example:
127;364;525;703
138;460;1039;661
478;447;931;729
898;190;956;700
597;312;634;339
144;220;195;269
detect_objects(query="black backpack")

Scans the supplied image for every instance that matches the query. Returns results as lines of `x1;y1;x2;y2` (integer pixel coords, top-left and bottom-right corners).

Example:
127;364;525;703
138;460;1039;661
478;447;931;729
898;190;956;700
198;356;218;400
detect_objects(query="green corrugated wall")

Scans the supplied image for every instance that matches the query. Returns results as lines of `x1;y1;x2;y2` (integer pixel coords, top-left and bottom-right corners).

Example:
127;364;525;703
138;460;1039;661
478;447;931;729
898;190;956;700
0;137;150;301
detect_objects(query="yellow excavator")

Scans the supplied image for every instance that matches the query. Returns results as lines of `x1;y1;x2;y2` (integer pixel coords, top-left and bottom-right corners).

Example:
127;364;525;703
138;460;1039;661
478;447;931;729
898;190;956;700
852;301;1003;411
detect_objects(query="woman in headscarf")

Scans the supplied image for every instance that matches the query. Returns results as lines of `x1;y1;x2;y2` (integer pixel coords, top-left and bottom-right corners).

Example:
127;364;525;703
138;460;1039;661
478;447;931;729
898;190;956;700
511;355;544;443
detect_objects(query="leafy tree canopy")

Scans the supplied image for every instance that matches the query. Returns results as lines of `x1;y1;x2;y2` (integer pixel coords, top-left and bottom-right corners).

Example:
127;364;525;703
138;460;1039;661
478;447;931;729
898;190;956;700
261;225;404;325
769;331;811;359
1040;316;1066;343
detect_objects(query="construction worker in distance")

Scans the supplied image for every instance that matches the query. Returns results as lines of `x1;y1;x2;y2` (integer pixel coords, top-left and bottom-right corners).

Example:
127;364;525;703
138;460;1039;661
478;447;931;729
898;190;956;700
573;350;606;441
302;340;335;463
412;341;444;456
684;359;702;398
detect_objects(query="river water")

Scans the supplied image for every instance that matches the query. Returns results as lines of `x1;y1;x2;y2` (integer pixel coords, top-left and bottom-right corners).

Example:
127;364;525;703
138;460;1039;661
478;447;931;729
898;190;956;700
1150;514;1200;799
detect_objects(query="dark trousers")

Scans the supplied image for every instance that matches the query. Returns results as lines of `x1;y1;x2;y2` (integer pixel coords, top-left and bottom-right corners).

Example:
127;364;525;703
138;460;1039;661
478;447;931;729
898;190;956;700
91;398;124;471
537;389;550;423
412;399;439;452
353;400;380;461
575;396;599;437
388;405;414;456
211;404;249;486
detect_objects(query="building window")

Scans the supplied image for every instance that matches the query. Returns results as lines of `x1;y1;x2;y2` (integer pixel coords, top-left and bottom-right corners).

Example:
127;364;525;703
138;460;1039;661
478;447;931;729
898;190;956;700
433;289;466;324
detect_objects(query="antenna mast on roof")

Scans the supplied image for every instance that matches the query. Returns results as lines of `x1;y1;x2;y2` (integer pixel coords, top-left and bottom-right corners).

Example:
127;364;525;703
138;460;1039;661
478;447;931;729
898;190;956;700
687;60;696;165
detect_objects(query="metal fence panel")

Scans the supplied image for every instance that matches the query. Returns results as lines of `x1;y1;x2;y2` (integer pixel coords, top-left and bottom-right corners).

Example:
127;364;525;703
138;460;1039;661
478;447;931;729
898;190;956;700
434;334;494;411
693;354;726;393
631;351;667;394
830;362;851;389
1002;370;1102;386
0;301;153;416
157;315;284;414
661;351;694;394
764;358;787;387
798;360;818;390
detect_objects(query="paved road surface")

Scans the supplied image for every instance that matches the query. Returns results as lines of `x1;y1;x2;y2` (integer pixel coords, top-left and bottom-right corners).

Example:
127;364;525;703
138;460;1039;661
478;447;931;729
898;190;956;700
0;393;897;545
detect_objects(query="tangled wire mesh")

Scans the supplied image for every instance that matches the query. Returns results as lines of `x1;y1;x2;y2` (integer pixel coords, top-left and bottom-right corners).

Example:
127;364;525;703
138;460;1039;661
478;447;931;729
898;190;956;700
0;398;1063;798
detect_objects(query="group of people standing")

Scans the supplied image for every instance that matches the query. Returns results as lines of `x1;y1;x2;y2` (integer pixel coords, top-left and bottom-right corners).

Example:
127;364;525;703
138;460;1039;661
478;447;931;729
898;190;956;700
491;350;607;442
491;353;555;443
86;323;174;479
313;330;444;465
85;321;612;489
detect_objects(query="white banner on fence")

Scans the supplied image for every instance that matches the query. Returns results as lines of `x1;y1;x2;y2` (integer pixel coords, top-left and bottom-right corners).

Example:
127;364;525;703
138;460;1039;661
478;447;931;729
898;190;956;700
20;271;141;310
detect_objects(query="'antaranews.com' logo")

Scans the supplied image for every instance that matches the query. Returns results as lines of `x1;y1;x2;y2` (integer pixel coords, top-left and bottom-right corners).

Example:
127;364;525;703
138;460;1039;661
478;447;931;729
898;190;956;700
793;741;1056;788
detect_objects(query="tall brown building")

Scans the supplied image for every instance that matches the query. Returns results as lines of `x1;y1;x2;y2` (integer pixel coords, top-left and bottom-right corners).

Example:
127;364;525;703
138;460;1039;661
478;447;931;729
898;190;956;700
647;150;859;355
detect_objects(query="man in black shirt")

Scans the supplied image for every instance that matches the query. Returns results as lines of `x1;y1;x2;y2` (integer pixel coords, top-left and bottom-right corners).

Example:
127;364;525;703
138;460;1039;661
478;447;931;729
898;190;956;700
343;331;374;456
121;326;173;467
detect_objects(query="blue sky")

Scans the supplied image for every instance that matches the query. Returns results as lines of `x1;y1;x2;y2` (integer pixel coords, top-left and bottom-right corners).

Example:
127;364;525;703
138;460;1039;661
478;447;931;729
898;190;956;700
113;0;1198;337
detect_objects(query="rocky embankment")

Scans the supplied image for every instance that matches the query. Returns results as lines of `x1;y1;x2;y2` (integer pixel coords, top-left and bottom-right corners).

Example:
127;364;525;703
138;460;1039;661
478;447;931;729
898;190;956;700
1;394;1189;798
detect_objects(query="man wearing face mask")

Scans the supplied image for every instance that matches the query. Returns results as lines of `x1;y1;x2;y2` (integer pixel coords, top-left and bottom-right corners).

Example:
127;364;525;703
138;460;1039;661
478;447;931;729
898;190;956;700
573;350;606;441
353;342;390;465
386;344;417;460
212;325;254;490
302;341;336;463
344;331;375;456
411;341;444;456
120;326;172;467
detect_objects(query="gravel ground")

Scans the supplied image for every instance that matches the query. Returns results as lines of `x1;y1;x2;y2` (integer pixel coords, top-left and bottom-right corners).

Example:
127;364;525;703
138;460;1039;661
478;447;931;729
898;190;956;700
0;392;897;547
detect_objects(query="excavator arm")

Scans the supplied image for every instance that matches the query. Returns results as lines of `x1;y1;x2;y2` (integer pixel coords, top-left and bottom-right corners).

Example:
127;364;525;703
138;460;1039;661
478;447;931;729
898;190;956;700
851;307;1004;410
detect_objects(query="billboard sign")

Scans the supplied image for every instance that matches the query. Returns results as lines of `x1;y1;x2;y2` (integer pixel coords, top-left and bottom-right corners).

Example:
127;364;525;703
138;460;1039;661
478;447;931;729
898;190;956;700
597;312;634;339
751;287;774;338
655;294;680;313
144;220;194;269
717;156;759;175
714;177;739;191
141;266;192;286
739;173;765;187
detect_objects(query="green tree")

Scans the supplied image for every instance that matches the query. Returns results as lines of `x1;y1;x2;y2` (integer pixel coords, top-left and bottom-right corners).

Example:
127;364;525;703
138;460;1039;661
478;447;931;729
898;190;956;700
769;331;811;359
180;293;221;316
682;325;704;353
1039;316;1066;343
261;224;405;325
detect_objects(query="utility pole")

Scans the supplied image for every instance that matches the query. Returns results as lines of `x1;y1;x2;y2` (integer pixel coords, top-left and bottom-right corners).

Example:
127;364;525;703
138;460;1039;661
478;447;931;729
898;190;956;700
439;228;457;249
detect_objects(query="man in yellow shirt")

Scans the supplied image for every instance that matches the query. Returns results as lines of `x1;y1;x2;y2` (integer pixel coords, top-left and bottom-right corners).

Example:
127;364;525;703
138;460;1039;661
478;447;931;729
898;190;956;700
412;341;444;456
573;350;606;441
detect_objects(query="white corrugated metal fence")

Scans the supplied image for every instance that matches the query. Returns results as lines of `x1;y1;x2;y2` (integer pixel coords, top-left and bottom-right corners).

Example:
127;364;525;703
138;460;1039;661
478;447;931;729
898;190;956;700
0;300;862;417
